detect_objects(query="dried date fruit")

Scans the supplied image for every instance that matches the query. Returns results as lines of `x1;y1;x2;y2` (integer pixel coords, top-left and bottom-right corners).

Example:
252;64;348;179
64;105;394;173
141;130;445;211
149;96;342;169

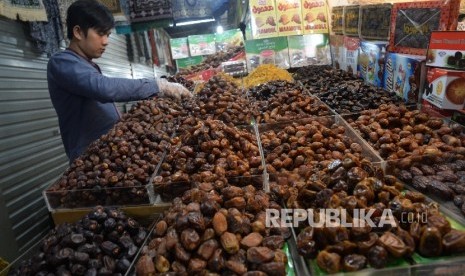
316;250;341;274
220;232;240;254
419;227;443;257
247;247;275;263
367;245;388;268
343;254;367;272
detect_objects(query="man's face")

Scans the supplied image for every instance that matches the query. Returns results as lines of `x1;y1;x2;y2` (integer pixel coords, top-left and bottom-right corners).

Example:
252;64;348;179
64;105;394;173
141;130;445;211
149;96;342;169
75;27;110;59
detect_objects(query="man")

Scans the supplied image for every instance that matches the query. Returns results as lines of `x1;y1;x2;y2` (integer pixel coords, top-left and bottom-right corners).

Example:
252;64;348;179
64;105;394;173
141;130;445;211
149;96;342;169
47;0;190;162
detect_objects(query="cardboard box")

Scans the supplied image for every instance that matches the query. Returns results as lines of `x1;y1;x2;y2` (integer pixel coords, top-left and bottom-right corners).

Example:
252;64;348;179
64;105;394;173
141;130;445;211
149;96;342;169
330;34;344;70
426;31;465;70
288;34;330;67
343;5;360;37
423;67;465;110
331;6;343;34
342;36;360;76
421;99;454;117
389;0;461;56
215;29;244;52
249;0;279;39
359;4;392;41
384;52;423;102
170;37;189;59
245;37;290;70
176;56;204;70
358;41;388;87
188;34;216;56
276;0;303;36
301;0;329;34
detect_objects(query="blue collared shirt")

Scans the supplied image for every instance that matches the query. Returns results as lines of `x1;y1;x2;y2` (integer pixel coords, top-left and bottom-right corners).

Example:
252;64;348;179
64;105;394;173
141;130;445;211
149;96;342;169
47;49;158;162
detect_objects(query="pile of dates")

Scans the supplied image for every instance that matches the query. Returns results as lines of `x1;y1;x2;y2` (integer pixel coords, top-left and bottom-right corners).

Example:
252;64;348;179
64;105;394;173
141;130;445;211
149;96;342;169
9;206;147;276
46;98;187;208
348;104;465;162
398;159;465;216
289;157;465;273
193;75;252;126
248;81;332;123
260;117;369;175
153;118;263;200
166;75;195;92
136;183;291;275
292;65;406;114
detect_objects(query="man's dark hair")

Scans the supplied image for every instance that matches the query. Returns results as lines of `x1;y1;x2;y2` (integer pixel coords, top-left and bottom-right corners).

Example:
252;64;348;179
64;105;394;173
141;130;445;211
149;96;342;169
66;0;115;40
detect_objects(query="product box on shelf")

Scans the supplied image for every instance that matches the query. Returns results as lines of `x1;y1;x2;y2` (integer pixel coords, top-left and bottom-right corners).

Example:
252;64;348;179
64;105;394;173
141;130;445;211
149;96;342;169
423;67;465;110
359;4;392;40
188;34;216;56
215;28;244;52
245;36;290;70
301;0;328;34
383;52;423;102
358;41;388;87
421;99;455;117
330;6;343;34
343;5;360;37
287;34;330;67
276;0;303;36
342;36;360;76
249;0;279;39
329;34;344;70
389;0;461;56
170;37;189;59
176;56;204;70
426;31;465;69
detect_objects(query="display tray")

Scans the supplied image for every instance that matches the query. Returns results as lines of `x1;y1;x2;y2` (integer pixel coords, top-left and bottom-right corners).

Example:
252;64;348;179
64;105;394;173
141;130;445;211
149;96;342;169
152;123;265;198
288;208;465;276
151;173;267;202
257;115;383;174
3;210;156;276
248;82;335;124
43;183;156;212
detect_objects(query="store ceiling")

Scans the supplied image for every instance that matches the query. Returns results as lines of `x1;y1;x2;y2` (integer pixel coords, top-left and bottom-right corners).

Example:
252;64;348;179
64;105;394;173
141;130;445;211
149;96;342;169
164;0;246;38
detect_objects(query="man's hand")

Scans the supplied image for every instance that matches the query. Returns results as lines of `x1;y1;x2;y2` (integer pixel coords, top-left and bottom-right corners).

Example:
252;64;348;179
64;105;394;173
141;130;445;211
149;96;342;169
157;79;192;100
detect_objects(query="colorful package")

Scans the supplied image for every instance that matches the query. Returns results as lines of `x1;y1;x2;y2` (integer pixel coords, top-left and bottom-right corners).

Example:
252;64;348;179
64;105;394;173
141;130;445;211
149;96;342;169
301;0;329;34
331;6;343;34
359;4;392;40
245;37;290;70
343;5;360;37
276;0;303;36
358;41;388;87
423;67;465;110
287;34;330;67
330;34;344;70
188;34;216;56
176;56;204;70
342;36;360;76
170;37;189;59
249;0;279;39
389;0;461;56
383;52;423;102
426;31;465;70
215;29;244;52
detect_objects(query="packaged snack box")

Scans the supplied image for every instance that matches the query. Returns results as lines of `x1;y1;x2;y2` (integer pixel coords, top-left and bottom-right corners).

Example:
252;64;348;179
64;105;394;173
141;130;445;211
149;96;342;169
359;4;392;40
343;5;360;37
288;34;330;67
170;37;189;59
358;41;388;87
245;37;290;70
330;34;344;70
249;0;279;39
215;29;244;52
423;67;465;110
188;34;216;56
331;6;343;34
301;0;329;34
426;31;465;70
342;36;360;76
276;0;303;36
383;52;423;102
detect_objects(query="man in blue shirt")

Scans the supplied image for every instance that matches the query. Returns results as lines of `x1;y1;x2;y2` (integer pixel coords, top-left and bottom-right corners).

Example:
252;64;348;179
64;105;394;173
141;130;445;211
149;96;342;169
47;0;190;162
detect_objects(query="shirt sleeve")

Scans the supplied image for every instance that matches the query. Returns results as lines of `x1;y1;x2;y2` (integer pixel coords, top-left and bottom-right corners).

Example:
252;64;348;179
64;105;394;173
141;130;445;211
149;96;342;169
48;52;159;103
